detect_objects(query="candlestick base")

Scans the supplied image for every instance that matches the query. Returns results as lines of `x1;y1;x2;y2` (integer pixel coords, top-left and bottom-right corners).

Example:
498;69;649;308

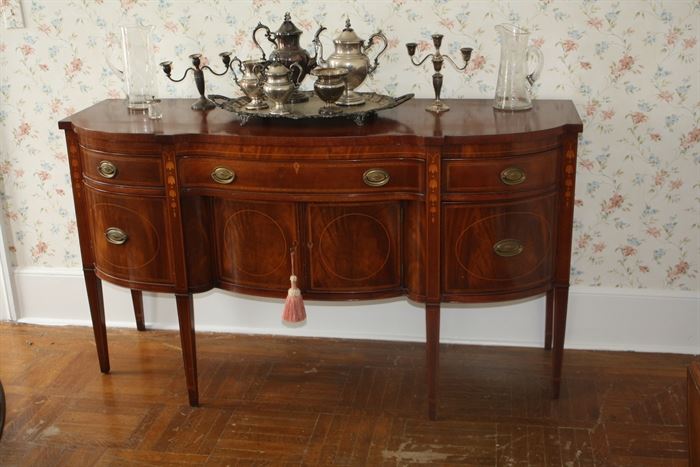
191;96;217;111
426;100;449;114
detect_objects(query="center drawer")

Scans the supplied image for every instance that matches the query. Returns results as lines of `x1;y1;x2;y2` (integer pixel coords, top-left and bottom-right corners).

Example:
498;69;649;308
178;158;423;194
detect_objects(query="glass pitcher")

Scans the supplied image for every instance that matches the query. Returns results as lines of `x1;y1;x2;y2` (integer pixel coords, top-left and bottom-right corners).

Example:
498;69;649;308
493;24;543;111
108;25;157;110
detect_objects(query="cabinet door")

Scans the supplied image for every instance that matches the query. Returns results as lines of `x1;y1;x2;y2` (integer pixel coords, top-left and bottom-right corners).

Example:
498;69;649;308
306;203;401;293
214;199;298;293
442;195;555;295
86;188;175;287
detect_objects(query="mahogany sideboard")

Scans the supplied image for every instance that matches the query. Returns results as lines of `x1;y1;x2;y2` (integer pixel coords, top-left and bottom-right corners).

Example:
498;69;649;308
59;98;582;419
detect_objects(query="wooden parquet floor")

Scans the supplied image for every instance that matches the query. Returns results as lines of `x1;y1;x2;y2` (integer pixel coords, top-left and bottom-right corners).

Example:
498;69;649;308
0;321;693;466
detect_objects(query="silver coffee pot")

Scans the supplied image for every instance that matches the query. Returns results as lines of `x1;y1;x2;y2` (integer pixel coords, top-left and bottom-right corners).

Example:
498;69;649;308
313;19;388;106
253;12;324;103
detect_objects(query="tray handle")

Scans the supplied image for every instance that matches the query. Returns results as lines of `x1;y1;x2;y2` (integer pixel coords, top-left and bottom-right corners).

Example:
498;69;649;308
208;94;233;107
387;93;414;109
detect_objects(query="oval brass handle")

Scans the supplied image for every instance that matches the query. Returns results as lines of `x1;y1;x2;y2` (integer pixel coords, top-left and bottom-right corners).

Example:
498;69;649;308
500;167;526;185
105;227;128;245
363;168;390;187
493;239;523;257
211;166;235;184
97;160;118;179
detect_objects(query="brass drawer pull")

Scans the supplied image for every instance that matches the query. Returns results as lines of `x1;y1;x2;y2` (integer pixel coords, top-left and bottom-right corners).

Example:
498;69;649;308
493;239;523;257
97;160;118;179
105;227;128;245
500;167;526;185
211;166;236;184
363;168;390;187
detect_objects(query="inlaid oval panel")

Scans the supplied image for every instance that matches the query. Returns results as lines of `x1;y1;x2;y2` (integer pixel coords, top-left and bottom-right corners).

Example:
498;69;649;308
93;202;161;270
223;209;287;277
318;213;391;281
86;188;174;286
455;211;549;281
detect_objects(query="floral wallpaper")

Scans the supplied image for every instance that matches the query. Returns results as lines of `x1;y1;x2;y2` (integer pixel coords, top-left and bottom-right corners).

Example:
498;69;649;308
0;0;697;291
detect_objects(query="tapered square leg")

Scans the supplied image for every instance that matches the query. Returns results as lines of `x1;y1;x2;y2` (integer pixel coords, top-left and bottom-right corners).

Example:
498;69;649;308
83;269;109;374
551;286;569;399
131;290;146;331
544;288;554;350
176;293;198;406
426;303;440;420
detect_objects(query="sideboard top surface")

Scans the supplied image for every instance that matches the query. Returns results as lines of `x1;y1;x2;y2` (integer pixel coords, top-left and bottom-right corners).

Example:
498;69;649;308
59;98;582;143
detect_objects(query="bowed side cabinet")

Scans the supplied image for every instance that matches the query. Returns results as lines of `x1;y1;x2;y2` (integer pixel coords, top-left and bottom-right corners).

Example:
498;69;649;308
59;98;582;419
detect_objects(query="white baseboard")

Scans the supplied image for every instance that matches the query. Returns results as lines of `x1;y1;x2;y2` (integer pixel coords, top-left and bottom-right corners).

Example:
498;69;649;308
12;267;700;354
0;219;16;321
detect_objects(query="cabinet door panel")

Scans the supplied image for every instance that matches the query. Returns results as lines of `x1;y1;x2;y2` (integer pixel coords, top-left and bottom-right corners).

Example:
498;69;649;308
307;203;401;292
86;189;175;286
442;195;555;294
214;200;297;292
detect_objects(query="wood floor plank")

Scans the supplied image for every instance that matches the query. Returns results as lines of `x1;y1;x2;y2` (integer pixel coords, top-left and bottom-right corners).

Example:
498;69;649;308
0;321;694;466
95;449;209;466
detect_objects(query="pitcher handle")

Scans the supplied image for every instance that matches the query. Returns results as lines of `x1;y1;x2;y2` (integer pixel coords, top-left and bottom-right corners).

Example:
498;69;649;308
311;25;327;68
229;56;243;84
290;62;304;87
364;30;388;76
526;45;543;86
253;22;274;61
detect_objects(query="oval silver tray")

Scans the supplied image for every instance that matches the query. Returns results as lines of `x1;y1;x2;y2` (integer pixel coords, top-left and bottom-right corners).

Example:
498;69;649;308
209;91;414;126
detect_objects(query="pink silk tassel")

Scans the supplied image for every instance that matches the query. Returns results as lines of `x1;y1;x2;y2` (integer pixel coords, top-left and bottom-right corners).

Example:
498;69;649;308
282;251;306;323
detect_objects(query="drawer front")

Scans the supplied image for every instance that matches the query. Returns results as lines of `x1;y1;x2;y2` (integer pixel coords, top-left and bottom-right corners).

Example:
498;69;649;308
442;195;555;294
178;158;423;194
443;150;558;194
82;148;163;187
86;189;175;286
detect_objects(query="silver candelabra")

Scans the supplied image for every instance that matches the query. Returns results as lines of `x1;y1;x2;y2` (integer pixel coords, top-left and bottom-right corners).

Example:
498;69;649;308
160;52;232;110
406;34;472;114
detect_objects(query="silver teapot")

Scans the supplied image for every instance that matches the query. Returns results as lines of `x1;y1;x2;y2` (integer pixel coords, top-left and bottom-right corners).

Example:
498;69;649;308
313;19;388;106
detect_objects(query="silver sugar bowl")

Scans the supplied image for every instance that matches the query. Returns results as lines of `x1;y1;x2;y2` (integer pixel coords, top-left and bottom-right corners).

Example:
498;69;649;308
313;19;388;106
262;61;302;115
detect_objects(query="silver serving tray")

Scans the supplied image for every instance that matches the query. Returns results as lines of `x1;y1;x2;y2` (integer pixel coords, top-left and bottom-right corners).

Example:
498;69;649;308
209;91;414;126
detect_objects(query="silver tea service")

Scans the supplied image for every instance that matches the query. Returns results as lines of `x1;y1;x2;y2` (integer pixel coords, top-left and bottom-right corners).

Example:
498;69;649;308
165;14;415;123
